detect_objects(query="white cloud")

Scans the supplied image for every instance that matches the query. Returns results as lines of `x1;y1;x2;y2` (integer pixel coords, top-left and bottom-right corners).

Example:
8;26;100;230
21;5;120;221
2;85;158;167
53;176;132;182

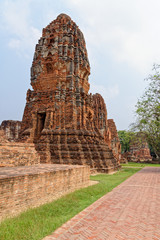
67;0;160;74
3;0;160;72
0;0;41;56
8;39;21;49
1;0;160;129
90;83;119;100
2;0;160;68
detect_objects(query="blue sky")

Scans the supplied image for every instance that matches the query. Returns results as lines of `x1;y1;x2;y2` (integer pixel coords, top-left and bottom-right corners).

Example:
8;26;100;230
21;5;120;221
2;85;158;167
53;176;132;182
1;0;160;130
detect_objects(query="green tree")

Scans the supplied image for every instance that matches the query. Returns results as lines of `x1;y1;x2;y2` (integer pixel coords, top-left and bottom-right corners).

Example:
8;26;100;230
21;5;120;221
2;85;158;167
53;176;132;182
118;130;135;153
133;64;160;159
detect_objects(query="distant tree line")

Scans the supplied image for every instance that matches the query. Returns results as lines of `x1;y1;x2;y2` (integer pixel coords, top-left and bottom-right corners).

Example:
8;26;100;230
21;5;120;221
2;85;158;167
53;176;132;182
119;64;160;160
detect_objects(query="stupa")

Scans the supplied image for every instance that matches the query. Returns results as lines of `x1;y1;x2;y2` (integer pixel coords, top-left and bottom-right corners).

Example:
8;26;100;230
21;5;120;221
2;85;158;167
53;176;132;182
20;14;120;173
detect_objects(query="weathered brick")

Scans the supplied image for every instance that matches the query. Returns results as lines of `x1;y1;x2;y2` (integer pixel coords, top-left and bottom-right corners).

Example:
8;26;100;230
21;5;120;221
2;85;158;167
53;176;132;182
0;164;90;222
107;119;121;164
122;133;152;163
0;130;40;167
0;120;21;141
20;14;120;173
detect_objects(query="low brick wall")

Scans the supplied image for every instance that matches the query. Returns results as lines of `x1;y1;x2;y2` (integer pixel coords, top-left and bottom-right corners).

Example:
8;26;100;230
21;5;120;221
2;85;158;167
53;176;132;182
0;142;40;167
0;164;90;222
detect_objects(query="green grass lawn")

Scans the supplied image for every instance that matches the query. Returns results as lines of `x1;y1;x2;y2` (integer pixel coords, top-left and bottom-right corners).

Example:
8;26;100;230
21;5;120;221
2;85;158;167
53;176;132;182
0;167;141;240
121;162;160;168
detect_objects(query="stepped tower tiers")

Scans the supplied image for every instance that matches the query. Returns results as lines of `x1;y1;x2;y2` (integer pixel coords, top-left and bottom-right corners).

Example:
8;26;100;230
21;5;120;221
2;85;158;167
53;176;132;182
21;14;120;173
107;119;121;164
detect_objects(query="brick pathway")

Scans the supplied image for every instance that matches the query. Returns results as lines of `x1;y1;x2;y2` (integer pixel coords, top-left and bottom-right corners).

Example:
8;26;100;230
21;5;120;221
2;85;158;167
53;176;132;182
43;167;160;240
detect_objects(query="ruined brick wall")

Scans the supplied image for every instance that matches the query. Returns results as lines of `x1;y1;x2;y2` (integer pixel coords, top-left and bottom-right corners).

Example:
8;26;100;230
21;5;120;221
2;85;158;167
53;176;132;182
107;119;121;163
92;93;108;134
121;152;130;163
0;128;40;167
0;120;21;141
0;142;40;167
20;14;120;173
0;130;9;143
0;164;90;222
121;132;152;163
129;133;152;162
92;96;121;164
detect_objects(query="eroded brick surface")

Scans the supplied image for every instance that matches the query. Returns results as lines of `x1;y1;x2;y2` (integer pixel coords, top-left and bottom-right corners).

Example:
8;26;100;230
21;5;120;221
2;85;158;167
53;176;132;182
0;130;8;143
129;143;152;162
122;133;152;163
20;14;120;173
0;164;90;222
0;142;40;167
0;129;40;167
107;119;121;164
43;167;160;240
0;120;21;141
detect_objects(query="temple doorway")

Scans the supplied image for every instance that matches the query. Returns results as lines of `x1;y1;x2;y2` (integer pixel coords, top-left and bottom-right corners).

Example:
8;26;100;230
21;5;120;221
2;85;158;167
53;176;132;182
36;112;46;139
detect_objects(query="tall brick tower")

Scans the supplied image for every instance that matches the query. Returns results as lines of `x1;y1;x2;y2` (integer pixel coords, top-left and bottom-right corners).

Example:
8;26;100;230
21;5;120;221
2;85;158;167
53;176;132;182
21;14;120;173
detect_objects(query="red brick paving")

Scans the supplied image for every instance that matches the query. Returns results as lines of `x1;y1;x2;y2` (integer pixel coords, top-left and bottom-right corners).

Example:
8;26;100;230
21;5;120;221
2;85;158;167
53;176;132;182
43;167;160;240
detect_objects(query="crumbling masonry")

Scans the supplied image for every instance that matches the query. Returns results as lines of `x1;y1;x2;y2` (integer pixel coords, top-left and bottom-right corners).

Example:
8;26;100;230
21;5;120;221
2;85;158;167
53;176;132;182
20;14;120;173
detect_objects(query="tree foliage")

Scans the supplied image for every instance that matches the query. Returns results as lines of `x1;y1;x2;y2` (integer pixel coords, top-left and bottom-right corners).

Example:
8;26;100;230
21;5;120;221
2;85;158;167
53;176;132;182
133;64;160;159
118;130;135;153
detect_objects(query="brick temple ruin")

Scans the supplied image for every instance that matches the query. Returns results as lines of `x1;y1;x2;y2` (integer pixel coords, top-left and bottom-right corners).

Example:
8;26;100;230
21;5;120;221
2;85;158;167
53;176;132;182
20;13;120;173
128;133;152;162
0;14;121;221
121;132;152;163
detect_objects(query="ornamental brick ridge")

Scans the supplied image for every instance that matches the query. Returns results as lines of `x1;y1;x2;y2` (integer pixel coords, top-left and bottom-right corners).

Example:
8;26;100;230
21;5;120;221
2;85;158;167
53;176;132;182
20;14;120;173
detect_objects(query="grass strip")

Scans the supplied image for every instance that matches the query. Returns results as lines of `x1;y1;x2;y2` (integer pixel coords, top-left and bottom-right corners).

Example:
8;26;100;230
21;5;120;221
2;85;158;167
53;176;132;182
0;167;140;240
121;162;160;168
